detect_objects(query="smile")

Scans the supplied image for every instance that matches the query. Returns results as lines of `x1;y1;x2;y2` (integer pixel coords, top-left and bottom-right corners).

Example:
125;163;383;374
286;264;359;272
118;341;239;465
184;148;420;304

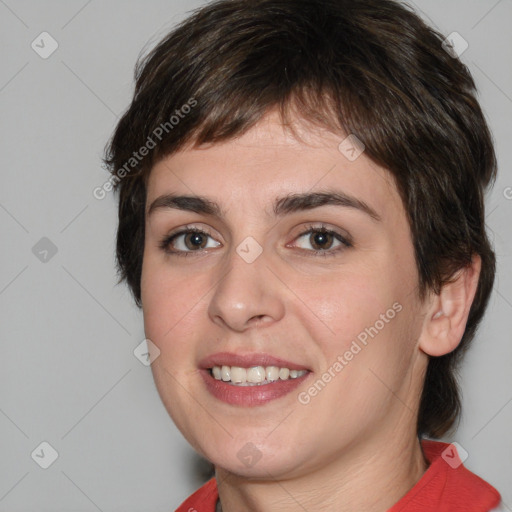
199;352;311;406
210;365;308;385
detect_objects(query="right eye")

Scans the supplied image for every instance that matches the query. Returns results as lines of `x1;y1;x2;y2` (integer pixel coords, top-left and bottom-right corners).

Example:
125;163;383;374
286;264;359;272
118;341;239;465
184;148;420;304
159;228;221;256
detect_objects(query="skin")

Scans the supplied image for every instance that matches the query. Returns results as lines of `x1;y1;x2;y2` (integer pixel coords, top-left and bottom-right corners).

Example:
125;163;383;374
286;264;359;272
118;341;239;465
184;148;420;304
141;110;481;511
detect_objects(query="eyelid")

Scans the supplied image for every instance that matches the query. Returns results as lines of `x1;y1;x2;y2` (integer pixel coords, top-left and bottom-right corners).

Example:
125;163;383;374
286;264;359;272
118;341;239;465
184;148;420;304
289;223;353;245
166;224;216;240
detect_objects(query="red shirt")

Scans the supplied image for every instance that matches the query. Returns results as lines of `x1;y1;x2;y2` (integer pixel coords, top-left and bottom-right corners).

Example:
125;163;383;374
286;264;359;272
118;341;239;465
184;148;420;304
175;440;502;511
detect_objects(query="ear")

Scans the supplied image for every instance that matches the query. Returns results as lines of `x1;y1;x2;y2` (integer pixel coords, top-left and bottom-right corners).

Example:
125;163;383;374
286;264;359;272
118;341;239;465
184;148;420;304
419;255;481;357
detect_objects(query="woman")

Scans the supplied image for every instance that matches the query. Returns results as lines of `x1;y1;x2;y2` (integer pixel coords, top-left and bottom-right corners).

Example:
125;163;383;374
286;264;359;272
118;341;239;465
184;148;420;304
104;0;503;509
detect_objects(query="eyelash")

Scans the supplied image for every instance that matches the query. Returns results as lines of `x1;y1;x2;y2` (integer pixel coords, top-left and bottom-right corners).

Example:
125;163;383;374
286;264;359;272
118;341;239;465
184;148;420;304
159;223;353;258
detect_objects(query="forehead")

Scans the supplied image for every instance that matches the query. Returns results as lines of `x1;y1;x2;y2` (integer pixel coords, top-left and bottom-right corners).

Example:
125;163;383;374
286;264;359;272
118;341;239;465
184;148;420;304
146;111;403;223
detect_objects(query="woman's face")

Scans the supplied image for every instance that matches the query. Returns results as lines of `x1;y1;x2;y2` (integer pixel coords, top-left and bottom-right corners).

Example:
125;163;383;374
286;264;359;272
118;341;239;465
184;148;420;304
141;111;429;479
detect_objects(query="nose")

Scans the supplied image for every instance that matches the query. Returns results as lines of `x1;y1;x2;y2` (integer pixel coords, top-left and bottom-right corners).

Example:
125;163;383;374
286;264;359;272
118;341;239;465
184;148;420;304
207;246;285;332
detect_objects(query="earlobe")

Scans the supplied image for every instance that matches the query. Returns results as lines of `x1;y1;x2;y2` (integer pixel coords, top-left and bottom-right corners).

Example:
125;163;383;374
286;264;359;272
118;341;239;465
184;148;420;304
419;255;482;357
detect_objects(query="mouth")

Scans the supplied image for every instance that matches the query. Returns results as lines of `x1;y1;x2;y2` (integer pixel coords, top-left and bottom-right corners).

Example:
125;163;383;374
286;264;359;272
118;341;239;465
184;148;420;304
199;352;311;406
209;365;308;386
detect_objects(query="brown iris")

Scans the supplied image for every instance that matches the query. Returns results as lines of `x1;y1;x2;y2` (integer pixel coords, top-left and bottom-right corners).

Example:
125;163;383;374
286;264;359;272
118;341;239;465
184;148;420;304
309;230;335;251
184;232;208;250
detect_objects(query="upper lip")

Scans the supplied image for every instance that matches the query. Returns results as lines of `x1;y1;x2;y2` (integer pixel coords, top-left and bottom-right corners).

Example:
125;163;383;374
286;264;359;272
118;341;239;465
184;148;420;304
199;352;310;371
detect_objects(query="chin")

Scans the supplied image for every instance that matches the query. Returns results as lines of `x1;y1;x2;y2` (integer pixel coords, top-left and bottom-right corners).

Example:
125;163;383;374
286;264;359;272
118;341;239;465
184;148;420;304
213;453;302;480
194;433;310;480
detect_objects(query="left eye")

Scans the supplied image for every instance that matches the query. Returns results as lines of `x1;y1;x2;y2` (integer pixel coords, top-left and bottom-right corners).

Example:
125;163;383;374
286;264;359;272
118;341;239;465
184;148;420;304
293;228;349;253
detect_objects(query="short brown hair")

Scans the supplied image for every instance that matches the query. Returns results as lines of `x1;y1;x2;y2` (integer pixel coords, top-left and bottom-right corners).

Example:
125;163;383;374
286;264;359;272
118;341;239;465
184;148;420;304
104;0;497;438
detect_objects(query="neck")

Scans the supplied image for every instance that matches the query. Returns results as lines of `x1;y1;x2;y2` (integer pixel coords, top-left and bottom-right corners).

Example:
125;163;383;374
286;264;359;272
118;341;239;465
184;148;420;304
215;427;428;512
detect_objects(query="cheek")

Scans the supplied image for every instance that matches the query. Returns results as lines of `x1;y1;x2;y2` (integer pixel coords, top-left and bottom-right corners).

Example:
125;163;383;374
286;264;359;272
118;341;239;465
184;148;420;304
289;252;419;384
141;255;209;358
290;267;398;346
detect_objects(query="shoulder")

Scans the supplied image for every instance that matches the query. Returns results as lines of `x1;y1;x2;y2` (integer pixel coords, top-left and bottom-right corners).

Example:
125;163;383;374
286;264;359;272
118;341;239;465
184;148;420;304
175;478;218;512
390;440;502;511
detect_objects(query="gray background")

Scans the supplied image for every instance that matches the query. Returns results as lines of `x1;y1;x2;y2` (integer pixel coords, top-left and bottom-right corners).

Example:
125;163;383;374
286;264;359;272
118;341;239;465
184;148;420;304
1;0;511;510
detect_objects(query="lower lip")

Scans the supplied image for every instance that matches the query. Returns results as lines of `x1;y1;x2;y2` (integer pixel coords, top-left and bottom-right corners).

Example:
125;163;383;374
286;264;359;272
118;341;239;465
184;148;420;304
200;369;310;406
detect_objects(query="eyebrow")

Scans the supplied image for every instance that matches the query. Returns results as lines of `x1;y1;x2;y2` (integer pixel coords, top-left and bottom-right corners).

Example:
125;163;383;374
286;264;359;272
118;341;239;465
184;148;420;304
147;190;381;221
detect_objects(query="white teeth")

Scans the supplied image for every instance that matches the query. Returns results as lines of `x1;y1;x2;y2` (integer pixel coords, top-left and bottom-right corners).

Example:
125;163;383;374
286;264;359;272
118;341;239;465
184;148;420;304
210;365;307;385
279;367;290;380
221;365;231;382
230;366;247;384
266;366;279;382
247;366;265;383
